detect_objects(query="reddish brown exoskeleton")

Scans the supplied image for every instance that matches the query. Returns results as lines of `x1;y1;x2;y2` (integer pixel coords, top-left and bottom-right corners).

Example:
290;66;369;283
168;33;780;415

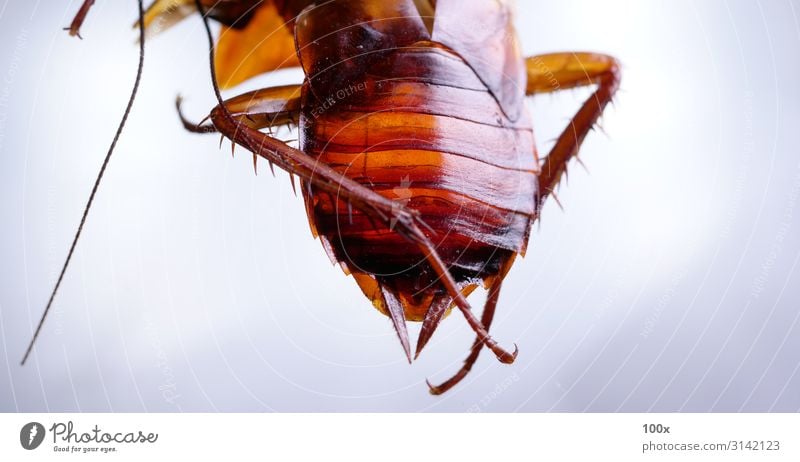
25;0;620;395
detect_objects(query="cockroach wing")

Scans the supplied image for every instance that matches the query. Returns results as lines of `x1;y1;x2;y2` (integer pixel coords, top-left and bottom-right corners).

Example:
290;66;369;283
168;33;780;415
431;0;526;122
142;0;260;35
214;2;300;88
294;0;431;98
140;1;298;88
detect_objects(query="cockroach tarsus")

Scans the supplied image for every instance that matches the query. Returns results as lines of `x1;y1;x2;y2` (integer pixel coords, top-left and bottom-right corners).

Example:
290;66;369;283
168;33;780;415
63;0;95;39
25;0;620;396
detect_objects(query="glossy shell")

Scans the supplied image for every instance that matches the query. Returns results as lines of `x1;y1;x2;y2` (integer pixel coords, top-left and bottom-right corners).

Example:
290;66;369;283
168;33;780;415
291;0;538;321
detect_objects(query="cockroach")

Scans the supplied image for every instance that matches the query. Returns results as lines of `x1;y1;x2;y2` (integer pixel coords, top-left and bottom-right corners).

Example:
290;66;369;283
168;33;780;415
23;0;620;395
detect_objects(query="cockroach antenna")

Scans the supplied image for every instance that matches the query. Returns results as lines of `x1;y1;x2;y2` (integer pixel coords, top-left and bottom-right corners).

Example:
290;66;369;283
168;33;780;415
194;0;242;135
194;1;225;113
21;0;146;366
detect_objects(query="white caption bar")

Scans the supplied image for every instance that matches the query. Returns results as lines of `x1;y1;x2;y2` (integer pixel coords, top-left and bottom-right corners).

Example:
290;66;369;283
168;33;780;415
1;413;797;461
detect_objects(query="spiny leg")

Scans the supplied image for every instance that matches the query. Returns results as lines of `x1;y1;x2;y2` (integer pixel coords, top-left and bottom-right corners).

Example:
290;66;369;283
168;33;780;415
178;84;302;173
423;53;622;391
427;277;504;395
193;0;517;365
176;84;302;134
525;52;621;209
417;54;620;390
206;88;517;365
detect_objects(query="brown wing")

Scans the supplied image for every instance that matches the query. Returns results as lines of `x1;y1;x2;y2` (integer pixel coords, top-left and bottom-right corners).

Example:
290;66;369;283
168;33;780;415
431;0;526;122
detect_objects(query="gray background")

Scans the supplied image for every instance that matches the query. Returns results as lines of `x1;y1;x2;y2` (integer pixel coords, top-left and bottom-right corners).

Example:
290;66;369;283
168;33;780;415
1;0;799;412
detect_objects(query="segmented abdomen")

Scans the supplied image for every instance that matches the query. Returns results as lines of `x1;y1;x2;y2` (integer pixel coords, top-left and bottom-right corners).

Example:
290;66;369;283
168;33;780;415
299;44;537;320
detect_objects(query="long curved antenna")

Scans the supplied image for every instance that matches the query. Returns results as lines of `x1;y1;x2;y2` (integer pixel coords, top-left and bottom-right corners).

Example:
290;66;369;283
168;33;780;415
193;0;226;106
21;0;147;365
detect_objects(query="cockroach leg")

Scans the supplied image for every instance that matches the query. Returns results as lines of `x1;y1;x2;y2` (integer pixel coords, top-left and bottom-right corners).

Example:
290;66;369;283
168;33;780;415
426;277;504;395
525;52;620;95
64;0;96;39
524;52;621;209
208;85;302;130
207;108;518;364
176;85;303;135
417;239;518;364
175;96;217;133
195;0;517;368
418;51;621;392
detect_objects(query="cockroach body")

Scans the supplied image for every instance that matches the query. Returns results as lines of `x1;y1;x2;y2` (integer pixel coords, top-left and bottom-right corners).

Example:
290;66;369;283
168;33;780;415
294;2;536;323
26;0;620;395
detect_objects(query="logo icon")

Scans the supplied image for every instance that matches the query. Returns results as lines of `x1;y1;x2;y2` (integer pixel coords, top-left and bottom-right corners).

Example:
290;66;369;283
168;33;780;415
20;422;45;450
